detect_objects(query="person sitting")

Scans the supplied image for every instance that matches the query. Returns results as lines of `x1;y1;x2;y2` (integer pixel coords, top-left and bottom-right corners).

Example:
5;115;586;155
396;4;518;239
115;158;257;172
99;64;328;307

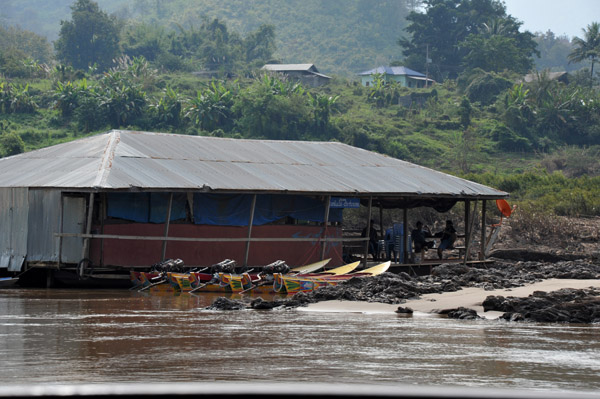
411;221;434;257
436;220;457;259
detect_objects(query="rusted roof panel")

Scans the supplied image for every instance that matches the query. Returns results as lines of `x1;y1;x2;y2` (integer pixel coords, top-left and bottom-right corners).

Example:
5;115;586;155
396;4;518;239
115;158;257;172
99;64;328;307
0;130;507;199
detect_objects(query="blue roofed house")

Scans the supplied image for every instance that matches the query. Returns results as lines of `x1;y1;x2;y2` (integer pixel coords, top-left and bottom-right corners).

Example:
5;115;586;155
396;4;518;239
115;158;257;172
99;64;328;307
358;66;435;88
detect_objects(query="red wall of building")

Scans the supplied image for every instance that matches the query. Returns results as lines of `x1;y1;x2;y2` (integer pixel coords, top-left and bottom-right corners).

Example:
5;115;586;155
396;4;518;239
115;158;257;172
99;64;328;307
89;224;343;268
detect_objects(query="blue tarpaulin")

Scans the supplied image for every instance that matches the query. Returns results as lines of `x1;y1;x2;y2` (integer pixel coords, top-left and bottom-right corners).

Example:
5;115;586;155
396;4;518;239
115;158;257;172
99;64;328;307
107;193;187;223
192;193;342;226
107;193;341;225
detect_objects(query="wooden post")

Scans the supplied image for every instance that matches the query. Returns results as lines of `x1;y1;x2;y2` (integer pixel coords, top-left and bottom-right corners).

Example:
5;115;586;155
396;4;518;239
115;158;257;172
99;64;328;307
403;208;408;264
100;193;106;267
161;193;173;262
80;192;95;276
363;197;373;267
463;201;478;265
58;193;64;266
480;200;487;260
464;200;470;251
379;204;384;241
244;194;257;267
321;195;331;261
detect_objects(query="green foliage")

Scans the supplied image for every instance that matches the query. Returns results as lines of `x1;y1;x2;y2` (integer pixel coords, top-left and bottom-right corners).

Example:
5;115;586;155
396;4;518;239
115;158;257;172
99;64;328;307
401;0;538;81
461;17;538;74
0;81;38;114
233;74;310;139
0;132;25;157
150;86;184;128
534;31;577;72
54;0;121;71
568;22;600;85
184;80;235;132
467;171;600;216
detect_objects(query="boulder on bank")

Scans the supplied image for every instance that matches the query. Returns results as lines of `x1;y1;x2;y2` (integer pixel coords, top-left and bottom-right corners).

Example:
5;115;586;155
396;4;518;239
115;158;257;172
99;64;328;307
445;307;482;320
483;288;600;323
206;297;247;310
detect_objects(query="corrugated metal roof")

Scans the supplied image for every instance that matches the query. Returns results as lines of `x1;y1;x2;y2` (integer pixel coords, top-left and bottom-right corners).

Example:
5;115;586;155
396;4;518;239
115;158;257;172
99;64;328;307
0;130;508;199
262;64;317;72
358;66;426;77
262;64;331;80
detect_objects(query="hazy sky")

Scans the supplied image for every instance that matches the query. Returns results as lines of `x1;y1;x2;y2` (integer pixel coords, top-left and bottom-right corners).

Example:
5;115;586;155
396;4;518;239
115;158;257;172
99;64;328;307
502;0;600;39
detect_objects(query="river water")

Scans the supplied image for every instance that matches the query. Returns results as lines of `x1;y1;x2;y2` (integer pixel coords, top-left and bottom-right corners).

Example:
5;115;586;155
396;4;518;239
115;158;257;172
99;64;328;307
1;288;599;395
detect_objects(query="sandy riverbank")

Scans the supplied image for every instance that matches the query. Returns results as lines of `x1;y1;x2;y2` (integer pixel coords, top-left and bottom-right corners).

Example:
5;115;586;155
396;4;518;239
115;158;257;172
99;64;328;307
300;278;600;319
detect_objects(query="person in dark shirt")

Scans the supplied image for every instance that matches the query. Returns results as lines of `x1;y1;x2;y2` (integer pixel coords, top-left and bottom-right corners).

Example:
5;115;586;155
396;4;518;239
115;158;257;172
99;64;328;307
436;220;457;259
411;221;434;255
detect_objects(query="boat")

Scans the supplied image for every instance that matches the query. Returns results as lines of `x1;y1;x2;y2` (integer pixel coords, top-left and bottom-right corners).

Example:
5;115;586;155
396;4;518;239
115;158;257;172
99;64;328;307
274;261;391;294
288;258;331;274
216;260;358;294
0;277;19;288
169;259;331;294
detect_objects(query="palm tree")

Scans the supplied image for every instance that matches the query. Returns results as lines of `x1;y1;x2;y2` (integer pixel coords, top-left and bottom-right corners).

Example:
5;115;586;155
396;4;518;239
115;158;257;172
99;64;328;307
568;22;600;86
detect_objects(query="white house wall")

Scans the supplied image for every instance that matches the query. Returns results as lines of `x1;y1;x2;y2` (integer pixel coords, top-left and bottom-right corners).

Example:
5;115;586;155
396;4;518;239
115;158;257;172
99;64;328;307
0;188;28;271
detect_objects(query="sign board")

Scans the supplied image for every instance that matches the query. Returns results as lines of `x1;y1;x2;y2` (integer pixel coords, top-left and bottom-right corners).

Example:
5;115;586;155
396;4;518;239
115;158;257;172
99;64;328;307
330;197;360;208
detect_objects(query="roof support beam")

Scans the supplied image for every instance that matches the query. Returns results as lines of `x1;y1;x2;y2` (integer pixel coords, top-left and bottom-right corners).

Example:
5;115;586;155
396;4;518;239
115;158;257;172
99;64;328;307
161;193;173;262
480;200;487;260
363;197;373;267
244;194;257;267
403;208;408;264
320;195;331;261
80;192;95;277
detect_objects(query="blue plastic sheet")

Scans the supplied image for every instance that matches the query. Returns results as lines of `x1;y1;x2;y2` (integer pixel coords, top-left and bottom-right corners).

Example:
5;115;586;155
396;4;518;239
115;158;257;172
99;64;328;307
106;192;341;226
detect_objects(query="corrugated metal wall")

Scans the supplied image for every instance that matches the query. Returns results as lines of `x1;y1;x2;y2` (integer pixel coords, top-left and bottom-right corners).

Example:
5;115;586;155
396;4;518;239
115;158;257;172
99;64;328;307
0;188;28;271
26;190;61;263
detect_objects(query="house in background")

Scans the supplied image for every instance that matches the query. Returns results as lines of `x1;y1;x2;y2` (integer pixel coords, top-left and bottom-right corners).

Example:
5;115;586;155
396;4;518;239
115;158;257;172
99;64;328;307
358;66;435;88
261;63;331;87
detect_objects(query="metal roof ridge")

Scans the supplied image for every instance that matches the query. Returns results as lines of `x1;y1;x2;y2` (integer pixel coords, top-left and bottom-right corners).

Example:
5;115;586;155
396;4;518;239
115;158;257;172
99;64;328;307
93;130;120;188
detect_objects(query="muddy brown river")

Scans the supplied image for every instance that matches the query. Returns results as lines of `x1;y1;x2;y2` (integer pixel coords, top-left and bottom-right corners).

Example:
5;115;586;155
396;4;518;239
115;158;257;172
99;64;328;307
1;288;599;395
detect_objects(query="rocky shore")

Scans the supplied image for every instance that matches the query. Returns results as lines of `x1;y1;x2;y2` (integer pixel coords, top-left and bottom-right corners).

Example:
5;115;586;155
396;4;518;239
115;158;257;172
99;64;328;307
206;256;600;323
207;215;600;323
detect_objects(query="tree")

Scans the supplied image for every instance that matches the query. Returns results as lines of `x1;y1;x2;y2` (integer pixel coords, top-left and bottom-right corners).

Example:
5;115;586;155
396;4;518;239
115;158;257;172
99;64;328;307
399;0;537;80
461;16;538;74
54;0;121;71
399;0;507;80
568;22;600;86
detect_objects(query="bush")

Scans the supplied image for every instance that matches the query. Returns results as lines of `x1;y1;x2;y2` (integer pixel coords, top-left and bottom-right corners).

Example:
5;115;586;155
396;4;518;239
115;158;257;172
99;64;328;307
0;132;25;156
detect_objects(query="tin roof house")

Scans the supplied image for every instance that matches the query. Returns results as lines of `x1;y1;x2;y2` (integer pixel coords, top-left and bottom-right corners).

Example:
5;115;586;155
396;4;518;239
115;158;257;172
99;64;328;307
262;64;331;87
358;66;435;88
0;130;507;284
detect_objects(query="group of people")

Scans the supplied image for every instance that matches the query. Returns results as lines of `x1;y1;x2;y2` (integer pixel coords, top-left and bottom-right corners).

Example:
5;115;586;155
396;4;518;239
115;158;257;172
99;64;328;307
361;219;458;262
411;220;457;260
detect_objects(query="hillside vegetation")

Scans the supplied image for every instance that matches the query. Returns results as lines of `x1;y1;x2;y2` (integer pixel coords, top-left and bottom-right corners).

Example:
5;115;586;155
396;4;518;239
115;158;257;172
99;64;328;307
1;0;599;219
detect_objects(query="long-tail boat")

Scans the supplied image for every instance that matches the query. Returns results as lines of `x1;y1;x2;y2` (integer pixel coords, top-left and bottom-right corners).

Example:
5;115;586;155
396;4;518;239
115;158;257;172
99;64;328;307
216;258;351;294
274;261;391;294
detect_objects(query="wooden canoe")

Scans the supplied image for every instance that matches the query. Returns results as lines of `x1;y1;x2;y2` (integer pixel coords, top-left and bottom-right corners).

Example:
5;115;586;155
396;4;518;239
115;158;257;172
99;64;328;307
275;261;391;294
289;258;331;274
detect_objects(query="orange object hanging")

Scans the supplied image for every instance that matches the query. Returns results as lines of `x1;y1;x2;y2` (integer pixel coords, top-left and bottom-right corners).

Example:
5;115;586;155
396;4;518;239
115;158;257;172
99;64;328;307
496;199;513;218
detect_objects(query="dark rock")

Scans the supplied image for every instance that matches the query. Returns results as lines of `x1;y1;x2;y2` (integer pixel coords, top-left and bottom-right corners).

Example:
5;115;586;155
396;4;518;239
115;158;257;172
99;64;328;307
487;287;600;323
395;306;413;314
250;297;285;310
446;307;481;320
205;297;247;311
